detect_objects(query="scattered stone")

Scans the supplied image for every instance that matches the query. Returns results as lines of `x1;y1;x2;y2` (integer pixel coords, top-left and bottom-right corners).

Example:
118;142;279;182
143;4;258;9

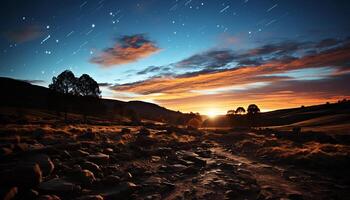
288;193;304;200
23;154;55;176
102;182;138;199
13;143;29;153
102;175;121;185
151;156;161;162
1;163;42;187
80;129;96;140
80;161;101;175
0;187;17;200
33;129;45;139
103;148;114;154
76;169;96;185
0;147;13;156
120;128;131;135
76;195;104;200
39;178;80;194
23;189;39;199
139;128;150;136
88;153;109;165
73;150;90;157
38;195;61;200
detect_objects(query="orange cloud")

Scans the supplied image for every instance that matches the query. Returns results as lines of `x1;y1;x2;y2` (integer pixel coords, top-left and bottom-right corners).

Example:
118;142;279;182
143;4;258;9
91;34;160;67
108;39;350;113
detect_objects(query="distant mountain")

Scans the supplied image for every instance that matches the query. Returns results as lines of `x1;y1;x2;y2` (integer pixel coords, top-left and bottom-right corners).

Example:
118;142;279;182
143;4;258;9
0;77;183;123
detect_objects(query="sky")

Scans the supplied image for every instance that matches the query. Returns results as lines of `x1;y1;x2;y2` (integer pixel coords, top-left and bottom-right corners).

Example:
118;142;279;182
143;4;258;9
0;0;350;115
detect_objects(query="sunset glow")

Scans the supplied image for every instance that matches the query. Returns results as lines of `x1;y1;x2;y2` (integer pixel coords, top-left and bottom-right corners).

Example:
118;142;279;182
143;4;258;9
205;108;222;118
0;0;349;114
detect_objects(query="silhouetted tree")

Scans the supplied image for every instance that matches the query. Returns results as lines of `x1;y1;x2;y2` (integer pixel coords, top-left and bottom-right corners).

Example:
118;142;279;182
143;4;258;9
247;104;260;127
226;109;235;116
49;70;77;120
49;70;101;122
247;104;260;115
77;74;101;98
235;107;246;115
49;70;78;95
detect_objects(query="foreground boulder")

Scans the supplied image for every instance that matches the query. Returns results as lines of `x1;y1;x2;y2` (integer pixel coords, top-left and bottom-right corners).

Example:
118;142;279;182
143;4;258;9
102;182;138;200
0;187;18;200
39;178;81;194
22;154;55;176
88;153;109;165
0;163;42;187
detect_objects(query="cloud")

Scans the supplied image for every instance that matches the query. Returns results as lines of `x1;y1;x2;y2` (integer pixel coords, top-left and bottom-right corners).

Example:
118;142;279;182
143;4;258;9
90;34;160;67
98;82;113;87
107;38;350;112
175;50;235;69
3;25;43;43
137;66;161;75
20;79;45;84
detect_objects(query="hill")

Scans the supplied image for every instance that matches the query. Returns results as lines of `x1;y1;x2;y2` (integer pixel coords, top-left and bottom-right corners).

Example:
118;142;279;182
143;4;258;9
203;100;350;133
0;77;184;123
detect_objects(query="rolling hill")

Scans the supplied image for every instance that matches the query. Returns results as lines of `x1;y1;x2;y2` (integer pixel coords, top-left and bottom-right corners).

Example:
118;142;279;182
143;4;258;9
0;77;184;123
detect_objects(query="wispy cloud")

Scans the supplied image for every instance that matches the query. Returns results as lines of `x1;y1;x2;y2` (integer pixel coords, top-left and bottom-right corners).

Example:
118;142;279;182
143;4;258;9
3;25;43;43
20;79;45;84
107;37;350;113
90;34;160;67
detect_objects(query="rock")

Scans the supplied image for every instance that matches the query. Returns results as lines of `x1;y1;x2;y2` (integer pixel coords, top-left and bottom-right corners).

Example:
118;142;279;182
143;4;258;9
145;194;161;200
151;156;161;162
38;195;61;200
0;187;17;200
80;161;101;175
288;193;304;200
120;128;131;135
13;143;30;153
102;182;138;199
182;166;199;175
170;164;187;172
76;195;104;200
102;175;121;185
155;147;173;156
103;148;114;154
139;128;150;136
1;163;42;187
121;172;133;181
218;163;236;172
23;154;54;176
127;164;145;177
72;150;90;157
0;147;13;156
39;178;80;194
61;150;72;158
88;153;109;165
33;129;45;139
76;169;96;185
177;151;206;167
14;188;39;200
80;129;96;140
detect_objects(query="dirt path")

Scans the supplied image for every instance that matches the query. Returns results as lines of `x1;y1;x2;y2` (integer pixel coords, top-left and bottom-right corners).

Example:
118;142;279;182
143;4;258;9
210;144;307;199
163;138;312;200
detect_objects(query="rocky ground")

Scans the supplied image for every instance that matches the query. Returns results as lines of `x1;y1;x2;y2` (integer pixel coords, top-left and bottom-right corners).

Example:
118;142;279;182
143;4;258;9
1;122;350;200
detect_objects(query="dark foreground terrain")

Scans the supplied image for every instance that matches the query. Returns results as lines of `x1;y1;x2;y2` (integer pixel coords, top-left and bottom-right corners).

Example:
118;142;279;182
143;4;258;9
1;112;350;200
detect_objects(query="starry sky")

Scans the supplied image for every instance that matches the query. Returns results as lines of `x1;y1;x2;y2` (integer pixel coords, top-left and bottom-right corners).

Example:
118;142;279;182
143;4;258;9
1;0;350;114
